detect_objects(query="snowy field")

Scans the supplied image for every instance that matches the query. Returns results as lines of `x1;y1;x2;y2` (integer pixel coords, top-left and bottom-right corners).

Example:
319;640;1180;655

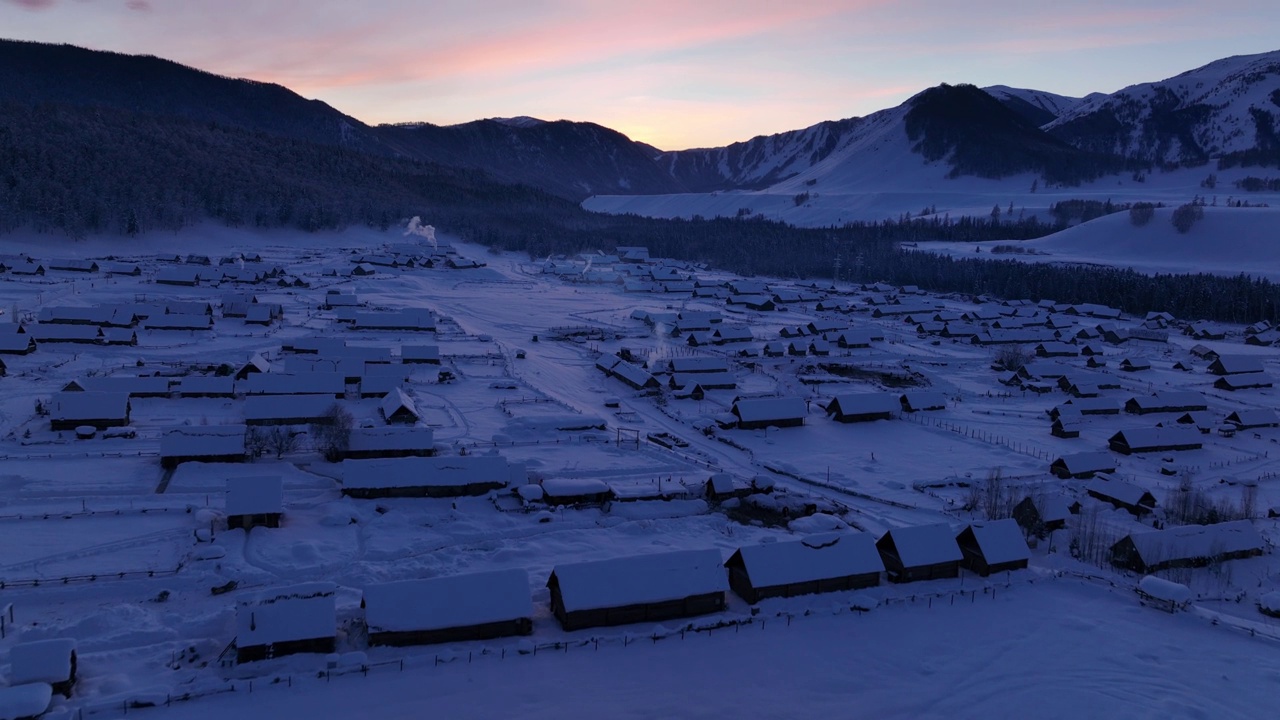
0;224;1277;718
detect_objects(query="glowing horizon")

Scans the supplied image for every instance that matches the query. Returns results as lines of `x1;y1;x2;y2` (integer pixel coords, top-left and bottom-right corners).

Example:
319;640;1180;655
2;0;1277;150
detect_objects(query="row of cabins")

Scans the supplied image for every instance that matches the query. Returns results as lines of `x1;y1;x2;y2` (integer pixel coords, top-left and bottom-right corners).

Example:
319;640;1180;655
235;522;1031;662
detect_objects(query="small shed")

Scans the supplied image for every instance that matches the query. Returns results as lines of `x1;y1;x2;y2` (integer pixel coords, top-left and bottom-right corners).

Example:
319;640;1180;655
1136;576;1192;613
380;387;420;425
8;639;77;697
235;583;336;663
546;549;728;631
541;477;613;505
226;476;284;530
955;519;1031;576
362;570;533;647
725;533;884;604
876;524;963;583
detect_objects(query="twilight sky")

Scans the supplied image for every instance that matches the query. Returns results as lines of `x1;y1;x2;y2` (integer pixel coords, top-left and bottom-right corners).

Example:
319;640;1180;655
3;0;1278;150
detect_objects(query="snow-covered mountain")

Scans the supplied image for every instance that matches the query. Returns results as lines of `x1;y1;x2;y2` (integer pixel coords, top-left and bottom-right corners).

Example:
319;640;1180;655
982;85;1093;125
1046;50;1280;165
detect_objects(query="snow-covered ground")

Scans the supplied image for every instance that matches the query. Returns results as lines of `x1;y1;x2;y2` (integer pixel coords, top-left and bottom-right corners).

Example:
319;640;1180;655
0;224;1277;718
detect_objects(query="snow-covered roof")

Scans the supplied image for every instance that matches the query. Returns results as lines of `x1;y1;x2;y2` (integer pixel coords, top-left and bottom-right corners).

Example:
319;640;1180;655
175;376;236;395
8;638;77;684
733;533;883;588
379;387;419;418
226;475;284;517
236;583;336;647
733;397;806;423
50;391;129;421
0;684;52;720
243;394;337;422
900;391;947;411
1127;391;1206;410
541;477;611;497
1260;591;1280;614
1110;427;1202;451
880;524;962;567
342;455;515;490
74;376;170;396
668;357;730;373
1210;354;1265;375
363;569;533;634
1085;477;1153;506
1124;521;1265;565
827;393;900;417
159;425;246;458
401;344;440;362
347;426;435;453
1052;452;1116;474
961;519;1031;565
550;549;727;612
238;372;345;396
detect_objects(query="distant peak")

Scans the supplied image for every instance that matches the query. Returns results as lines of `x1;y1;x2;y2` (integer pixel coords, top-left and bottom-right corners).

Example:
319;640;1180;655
488;116;546;128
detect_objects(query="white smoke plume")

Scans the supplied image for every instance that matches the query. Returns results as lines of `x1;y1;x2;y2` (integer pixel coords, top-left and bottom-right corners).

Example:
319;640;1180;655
404;216;437;251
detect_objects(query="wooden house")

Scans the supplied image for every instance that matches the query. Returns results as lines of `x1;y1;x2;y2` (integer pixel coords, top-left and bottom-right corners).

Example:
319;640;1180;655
159;425;247;468
1108;427;1202;455
955;519;1030;576
1124;392;1207;415
235;353;272;380
1085;477;1157;516
1226;409;1280;430
1050;452;1117;479
155;266;203;286
1214;373;1273;391
1012;495;1075;537
226;476;284;530
1119;357;1151;372
0;332;36;355
401;344;441;364
1110;521;1265;573
235;584;336;663
363;570;534;647
900;391;947;412
28;324;102;344
546;549;728;631
49;392;130;431
341;455;518;498
9;639;78;697
69;376;171;398
876;524;963;583
725;533;883;604
731;397;806;430
824;393;899;423
1208;355;1264;376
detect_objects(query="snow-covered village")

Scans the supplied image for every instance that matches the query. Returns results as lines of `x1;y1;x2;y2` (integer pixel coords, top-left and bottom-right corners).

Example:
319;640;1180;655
4;4;1280;718
0;215;1275;717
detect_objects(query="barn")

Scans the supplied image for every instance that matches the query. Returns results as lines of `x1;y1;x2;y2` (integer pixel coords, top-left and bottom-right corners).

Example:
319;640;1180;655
876;524;963;583
1214;373;1273;391
1110;521;1265;573
824;393;899;423
1049;452;1117;479
609;361;661;391
955;519;1031;576
1108;427;1203;455
341;455;519;498
546;549;728;631
731;397;807;430
1226;409;1280;429
159;425;247;468
0;332;35;355
363;569;534;647
1085;477;1157;516
226;476;284;530
48;392;131;431
724;533;883;604
8;639;78;697
235;583;336;663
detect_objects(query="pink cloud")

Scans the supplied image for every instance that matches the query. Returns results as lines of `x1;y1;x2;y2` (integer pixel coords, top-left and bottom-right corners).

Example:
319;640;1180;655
6;0;57;9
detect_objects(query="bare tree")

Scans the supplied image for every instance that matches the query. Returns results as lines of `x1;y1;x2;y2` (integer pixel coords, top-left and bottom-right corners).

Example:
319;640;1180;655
310;403;354;462
245;427;270;459
266;426;300;459
993;345;1032;372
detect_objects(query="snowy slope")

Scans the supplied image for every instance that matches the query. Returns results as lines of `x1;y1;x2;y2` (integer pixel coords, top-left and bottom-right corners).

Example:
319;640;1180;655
1047;50;1280;163
983;85;1092;123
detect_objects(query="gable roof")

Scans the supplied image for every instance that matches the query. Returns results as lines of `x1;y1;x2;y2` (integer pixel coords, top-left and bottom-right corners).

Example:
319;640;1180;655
1123;521;1265;566
50;391;129;421
342;455;515;491
236;583;336;646
226;475;284;517
159;425;246;458
959;519;1030;565
731;533;883;587
880;524;963;567
363;569;533;634
733;397;806;423
550;549;727;612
